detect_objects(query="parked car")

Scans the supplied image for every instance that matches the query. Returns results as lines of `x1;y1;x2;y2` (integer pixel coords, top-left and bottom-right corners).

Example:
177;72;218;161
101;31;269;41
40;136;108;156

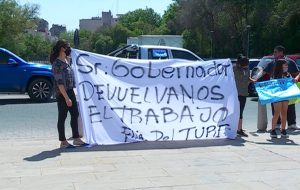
107;44;203;61
287;54;300;68
230;58;260;69
0;48;53;102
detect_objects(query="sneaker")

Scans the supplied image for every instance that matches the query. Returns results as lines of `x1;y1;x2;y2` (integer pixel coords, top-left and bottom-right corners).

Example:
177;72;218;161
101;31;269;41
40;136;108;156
288;124;300;130
270;130;277;138
73;138;89;146
237;129;248;137
281;129;289;138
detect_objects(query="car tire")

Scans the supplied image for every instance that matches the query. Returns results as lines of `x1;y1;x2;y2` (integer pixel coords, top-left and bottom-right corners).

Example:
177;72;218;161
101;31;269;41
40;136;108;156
28;78;53;102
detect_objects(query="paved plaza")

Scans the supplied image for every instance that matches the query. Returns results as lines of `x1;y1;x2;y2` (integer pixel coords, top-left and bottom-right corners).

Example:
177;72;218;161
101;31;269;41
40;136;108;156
1;95;300;189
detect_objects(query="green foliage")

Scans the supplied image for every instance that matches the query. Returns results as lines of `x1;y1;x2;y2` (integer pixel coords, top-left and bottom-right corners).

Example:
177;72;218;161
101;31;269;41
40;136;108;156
19;34;52;61
0;0;51;61
78;29;93;51
161;2;180;35
182;30;200;55
170;0;300;58
94;35;113;54
1;0;300;59
53;0;300;58
119;8;162;35
101;24;133;49
59;31;74;46
0;0;39;49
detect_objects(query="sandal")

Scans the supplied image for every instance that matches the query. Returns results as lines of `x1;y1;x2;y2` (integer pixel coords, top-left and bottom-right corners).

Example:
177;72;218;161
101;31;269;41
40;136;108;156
73;139;89;146
60;143;76;149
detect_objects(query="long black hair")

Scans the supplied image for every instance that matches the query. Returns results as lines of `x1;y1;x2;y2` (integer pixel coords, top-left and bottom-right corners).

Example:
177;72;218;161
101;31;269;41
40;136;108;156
273;59;286;79
50;39;68;64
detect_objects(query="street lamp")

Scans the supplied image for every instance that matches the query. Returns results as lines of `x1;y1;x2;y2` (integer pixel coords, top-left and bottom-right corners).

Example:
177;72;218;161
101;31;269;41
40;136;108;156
210;30;214;58
246;25;251;58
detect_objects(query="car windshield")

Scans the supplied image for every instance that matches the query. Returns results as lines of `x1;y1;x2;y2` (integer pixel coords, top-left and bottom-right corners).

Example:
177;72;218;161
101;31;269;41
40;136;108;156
257;57;273;69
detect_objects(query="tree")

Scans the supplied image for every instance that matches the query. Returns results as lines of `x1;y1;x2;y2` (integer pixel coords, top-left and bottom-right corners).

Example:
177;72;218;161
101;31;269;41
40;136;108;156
0;0;39;51
272;0;300;54
94;35;114;54
101;24;133;49
78;29;93;51
161;2;181;35
119;8;162;35
19;34;52;61
59;31;75;46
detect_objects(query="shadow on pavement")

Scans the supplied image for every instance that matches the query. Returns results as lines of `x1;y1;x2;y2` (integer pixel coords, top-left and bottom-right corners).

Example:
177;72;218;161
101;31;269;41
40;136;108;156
0;98;56;105
24;138;246;162
248;129;299;145
288;130;300;136
254;138;298;145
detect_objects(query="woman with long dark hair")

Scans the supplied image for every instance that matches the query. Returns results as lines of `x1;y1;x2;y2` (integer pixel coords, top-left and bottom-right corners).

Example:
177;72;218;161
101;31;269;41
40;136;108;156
50;39;87;148
270;59;290;138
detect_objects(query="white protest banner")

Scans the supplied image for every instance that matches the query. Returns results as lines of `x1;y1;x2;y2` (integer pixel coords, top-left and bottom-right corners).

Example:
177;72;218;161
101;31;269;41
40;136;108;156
71;49;239;145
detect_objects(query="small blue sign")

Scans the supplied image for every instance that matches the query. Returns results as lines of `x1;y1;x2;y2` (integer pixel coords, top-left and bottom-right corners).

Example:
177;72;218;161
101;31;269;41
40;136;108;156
255;78;300;104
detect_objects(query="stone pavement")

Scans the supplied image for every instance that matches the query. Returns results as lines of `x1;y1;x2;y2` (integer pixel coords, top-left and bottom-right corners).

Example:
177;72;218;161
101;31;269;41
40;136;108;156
1;130;300;190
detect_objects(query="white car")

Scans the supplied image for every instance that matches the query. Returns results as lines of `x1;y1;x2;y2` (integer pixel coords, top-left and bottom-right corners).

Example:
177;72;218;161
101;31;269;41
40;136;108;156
108;44;203;61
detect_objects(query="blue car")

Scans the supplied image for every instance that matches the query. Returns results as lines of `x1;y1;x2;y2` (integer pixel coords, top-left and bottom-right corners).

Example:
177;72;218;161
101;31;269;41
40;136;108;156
0;48;53;102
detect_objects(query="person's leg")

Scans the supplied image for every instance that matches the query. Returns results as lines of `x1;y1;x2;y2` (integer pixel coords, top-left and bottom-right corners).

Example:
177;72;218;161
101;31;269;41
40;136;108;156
67;90;87;145
271;103;281;125
238;96;245;130
287;104;298;127
271;102;281;138
57;94;69;143
67;90;80;139
238;119;242;131
281;101;289;137
237;96;248;137
272;103;281;130
281;102;288;130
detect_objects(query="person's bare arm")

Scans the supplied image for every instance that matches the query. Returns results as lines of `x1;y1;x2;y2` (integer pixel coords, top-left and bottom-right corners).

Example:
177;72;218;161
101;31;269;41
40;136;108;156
294;73;300;82
250;70;266;82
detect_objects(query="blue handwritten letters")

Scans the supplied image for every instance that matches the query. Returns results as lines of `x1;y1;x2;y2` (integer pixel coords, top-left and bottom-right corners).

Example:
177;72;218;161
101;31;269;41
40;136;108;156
255;78;300;104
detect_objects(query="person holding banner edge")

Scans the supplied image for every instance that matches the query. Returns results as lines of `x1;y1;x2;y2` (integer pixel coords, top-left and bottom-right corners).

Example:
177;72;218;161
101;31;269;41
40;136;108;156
253;45;300;131
270;46;300;130
269;59;291;138
50;39;88;148
233;54;250;137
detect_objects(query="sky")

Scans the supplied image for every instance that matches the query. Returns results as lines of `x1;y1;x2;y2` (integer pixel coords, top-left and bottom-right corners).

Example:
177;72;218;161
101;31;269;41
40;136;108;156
17;0;174;31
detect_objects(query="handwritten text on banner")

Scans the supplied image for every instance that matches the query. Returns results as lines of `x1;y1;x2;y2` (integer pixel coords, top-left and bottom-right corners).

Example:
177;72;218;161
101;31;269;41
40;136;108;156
71;49;239;145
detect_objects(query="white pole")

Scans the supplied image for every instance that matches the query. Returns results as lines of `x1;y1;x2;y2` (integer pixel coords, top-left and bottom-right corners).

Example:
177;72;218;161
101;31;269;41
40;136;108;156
257;101;268;131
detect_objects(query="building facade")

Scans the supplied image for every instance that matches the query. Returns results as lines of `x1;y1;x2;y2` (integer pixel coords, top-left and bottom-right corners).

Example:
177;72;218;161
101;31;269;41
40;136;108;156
49;24;66;37
79;11;119;32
